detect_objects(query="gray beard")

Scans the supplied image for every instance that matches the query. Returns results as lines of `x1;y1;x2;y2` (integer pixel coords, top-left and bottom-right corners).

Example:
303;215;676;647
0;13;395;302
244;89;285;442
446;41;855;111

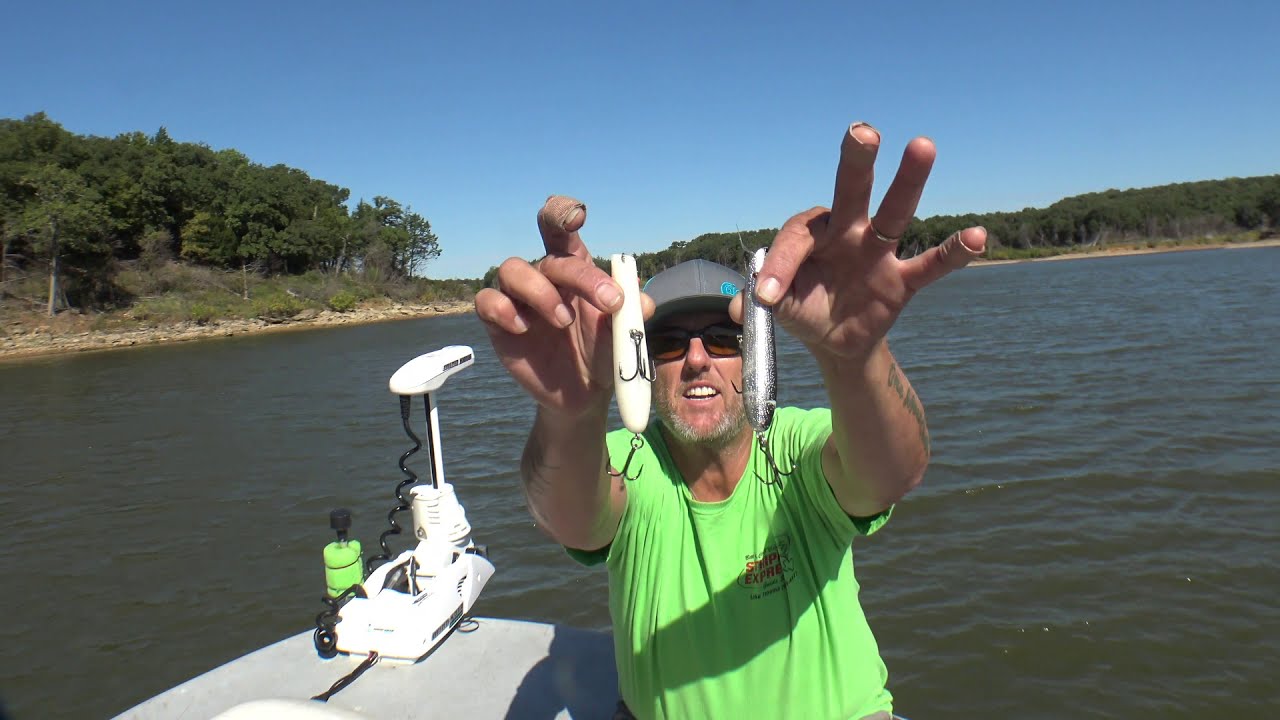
654;387;748;450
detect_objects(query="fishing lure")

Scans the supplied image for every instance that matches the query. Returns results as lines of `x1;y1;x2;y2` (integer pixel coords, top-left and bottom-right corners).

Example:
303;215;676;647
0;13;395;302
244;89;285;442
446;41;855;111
742;247;777;435
740;246;792;484
609;253;652;480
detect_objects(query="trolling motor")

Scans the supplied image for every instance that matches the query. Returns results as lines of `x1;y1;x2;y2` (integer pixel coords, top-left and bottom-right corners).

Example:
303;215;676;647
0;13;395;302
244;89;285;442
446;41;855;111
313;345;494;663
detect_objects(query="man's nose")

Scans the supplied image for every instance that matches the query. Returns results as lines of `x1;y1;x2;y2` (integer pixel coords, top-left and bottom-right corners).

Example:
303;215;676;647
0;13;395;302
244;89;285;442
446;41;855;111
683;337;713;372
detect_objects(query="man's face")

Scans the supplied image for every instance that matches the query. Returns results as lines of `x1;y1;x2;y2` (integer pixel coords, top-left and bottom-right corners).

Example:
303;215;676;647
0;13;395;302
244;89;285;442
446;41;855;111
650;311;747;449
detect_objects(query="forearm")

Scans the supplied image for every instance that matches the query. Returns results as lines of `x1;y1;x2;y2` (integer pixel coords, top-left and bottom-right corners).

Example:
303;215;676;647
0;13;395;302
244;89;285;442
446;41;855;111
814;340;930;517
520;401;623;551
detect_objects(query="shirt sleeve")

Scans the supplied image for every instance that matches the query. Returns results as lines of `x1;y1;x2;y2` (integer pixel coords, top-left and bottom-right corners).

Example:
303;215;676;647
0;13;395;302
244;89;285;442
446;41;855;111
564;544;609;566
779;407;892;542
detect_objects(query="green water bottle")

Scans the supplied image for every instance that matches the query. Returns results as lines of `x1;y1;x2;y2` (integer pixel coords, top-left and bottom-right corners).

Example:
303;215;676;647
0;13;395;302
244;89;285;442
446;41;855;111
324;509;363;597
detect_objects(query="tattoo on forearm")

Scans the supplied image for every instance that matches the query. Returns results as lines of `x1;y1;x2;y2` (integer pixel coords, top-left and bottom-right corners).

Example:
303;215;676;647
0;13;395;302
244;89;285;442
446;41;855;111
888;362;931;455
521;433;555;503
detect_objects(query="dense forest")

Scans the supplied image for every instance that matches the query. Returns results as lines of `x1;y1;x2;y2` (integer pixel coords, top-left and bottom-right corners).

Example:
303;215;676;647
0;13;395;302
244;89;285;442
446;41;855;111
2;113;1277;321
0;113;446;315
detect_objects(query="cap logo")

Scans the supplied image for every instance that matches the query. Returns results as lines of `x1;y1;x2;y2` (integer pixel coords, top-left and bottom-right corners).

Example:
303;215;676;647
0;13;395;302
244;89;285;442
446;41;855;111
720;281;738;296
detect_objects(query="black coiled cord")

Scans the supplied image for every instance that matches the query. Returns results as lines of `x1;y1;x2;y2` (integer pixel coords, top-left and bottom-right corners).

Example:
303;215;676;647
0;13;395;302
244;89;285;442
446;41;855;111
313;583;367;658
365;395;421;574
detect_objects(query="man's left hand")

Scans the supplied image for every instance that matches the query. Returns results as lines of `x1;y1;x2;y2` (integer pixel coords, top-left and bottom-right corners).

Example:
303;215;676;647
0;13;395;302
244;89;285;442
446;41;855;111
730;122;986;363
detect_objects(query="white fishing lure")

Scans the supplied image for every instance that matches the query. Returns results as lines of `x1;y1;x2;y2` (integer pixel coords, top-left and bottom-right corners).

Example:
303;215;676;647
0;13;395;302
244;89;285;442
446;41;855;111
611;253;652;434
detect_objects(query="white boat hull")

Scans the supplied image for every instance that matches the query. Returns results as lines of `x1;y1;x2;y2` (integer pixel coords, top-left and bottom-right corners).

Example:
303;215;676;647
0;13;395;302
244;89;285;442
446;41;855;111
116;618;616;719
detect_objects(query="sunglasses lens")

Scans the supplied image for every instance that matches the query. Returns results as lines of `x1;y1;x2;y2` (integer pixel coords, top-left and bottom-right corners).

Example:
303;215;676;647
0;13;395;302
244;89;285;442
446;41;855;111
650;334;688;361
649;325;742;361
703;332;741;357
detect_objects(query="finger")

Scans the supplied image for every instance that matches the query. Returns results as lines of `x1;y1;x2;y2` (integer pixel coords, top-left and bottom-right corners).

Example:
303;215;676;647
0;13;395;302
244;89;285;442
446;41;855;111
755;207;827;306
537;195;590;257
828;122;881;235
728;291;743;325
475;287;532;335
539;253;624;315
869;137;936;244
899;227;987;292
535;196;623;313
495;257;577;329
640;288;656;321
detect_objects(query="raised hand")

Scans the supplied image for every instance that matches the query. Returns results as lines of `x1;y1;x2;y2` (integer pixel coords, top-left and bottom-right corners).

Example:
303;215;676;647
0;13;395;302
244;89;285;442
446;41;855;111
733;122;987;362
475;196;635;416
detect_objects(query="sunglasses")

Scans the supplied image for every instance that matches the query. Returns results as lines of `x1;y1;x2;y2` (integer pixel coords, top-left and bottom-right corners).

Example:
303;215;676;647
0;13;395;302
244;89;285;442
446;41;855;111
649;323;743;362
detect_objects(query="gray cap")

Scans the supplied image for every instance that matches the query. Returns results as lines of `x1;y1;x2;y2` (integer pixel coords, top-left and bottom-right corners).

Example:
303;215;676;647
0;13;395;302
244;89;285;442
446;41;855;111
642;259;745;329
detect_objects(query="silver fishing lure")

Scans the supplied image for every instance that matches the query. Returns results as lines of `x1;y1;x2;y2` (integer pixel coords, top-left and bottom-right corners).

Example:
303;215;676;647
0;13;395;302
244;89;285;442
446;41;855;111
741;247;777;434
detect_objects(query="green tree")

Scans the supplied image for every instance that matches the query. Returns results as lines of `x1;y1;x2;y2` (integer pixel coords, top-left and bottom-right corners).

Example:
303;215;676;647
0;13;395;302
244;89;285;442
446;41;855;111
351;197;441;277
20;164;112;314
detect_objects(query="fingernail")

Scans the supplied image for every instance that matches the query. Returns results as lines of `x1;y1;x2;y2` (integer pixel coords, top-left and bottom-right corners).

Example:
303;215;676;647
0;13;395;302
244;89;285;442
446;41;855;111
554;304;574;328
540;196;586;230
850;122;880;145
597;282;623;311
560;206;582;227
757;277;782;304
512;313;530;333
962;228;987;254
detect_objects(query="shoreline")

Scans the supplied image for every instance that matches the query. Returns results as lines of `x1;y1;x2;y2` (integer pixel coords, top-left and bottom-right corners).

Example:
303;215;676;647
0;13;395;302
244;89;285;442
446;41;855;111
974;237;1280;266
0;300;476;363
3;239;1277;364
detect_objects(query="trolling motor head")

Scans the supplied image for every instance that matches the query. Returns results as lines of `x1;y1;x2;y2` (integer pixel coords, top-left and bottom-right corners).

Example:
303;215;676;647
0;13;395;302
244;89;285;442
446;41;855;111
389;345;475;396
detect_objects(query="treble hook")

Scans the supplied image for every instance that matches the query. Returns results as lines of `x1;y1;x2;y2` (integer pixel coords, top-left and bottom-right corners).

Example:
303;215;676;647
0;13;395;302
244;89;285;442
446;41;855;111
753;431;794;485
608;434;645;481
618;329;655;382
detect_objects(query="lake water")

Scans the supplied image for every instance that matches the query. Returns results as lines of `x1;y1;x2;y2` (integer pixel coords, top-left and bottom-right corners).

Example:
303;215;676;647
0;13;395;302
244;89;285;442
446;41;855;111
1;247;1277;719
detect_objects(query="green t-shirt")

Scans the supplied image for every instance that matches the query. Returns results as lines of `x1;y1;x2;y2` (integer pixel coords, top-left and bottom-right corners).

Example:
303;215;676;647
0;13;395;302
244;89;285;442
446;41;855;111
570;407;894;720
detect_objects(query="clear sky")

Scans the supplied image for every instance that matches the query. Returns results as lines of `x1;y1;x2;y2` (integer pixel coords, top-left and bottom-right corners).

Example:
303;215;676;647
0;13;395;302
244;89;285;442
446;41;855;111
3;1;1277;279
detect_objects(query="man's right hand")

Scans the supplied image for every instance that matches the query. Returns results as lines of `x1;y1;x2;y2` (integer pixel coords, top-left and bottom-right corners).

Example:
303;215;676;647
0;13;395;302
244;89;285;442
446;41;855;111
476;196;638;551
475;195;637;418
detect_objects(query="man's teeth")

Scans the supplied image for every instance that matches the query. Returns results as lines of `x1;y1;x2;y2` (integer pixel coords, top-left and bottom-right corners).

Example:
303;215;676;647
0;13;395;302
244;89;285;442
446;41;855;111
685;387;717;398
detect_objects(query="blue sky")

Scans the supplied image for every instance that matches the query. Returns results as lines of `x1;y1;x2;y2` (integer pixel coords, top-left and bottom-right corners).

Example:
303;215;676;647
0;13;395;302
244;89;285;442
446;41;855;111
3;1;1277;279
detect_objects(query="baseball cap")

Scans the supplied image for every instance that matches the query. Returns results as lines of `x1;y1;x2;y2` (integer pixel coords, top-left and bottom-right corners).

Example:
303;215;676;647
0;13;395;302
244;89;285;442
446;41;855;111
642;259;745;329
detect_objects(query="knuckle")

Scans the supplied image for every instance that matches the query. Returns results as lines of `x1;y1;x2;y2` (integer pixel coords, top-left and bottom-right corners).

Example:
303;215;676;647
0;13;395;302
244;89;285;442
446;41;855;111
498;256;528;277
572;260;605;288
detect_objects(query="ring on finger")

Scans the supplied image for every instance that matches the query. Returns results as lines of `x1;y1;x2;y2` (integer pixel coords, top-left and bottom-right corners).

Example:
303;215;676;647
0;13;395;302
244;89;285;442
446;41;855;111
869;222;902;244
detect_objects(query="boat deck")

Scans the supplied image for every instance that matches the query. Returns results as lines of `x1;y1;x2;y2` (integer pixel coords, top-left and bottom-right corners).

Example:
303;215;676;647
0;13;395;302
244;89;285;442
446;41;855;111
116;618;618;719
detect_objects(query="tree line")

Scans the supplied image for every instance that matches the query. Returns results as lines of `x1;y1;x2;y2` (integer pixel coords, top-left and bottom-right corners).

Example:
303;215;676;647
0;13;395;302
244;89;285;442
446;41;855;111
0;113;440;314
5;112;1277;316
613;174;1280;279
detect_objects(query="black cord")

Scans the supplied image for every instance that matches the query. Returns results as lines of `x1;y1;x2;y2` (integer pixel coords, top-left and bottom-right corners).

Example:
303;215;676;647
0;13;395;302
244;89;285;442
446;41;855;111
311;651;379;702
367;395;420;573
314;584;367;658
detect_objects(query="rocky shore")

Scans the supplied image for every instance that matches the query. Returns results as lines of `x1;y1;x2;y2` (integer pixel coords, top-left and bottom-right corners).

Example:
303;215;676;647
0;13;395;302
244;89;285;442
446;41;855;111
0;300;475;363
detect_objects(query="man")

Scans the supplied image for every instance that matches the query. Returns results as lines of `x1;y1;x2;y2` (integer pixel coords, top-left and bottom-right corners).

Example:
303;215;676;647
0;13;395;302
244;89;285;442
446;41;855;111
475;122;986;719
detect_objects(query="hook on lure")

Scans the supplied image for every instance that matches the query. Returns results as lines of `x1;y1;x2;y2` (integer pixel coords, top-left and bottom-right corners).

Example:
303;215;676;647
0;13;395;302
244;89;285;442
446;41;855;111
753;430;795;485
607;433;645;481
618;328;655;382
609;253;651;481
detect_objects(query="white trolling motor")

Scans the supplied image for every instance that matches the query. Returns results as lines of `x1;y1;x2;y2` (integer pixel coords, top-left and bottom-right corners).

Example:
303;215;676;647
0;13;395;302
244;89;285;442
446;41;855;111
314;345;494;663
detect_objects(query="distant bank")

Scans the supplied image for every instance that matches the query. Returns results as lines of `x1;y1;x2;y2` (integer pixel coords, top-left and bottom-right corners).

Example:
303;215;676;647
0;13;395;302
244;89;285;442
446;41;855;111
977;236;1280;266
0;300;474;363
3;238;1278;363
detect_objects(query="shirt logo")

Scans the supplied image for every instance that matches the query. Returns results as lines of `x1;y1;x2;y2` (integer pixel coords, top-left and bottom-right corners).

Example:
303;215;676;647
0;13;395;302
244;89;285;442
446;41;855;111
737;534;795;599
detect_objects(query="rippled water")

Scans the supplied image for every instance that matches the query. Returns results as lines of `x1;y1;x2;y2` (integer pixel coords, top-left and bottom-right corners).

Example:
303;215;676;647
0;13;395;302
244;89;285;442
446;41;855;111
2;247;1277;719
